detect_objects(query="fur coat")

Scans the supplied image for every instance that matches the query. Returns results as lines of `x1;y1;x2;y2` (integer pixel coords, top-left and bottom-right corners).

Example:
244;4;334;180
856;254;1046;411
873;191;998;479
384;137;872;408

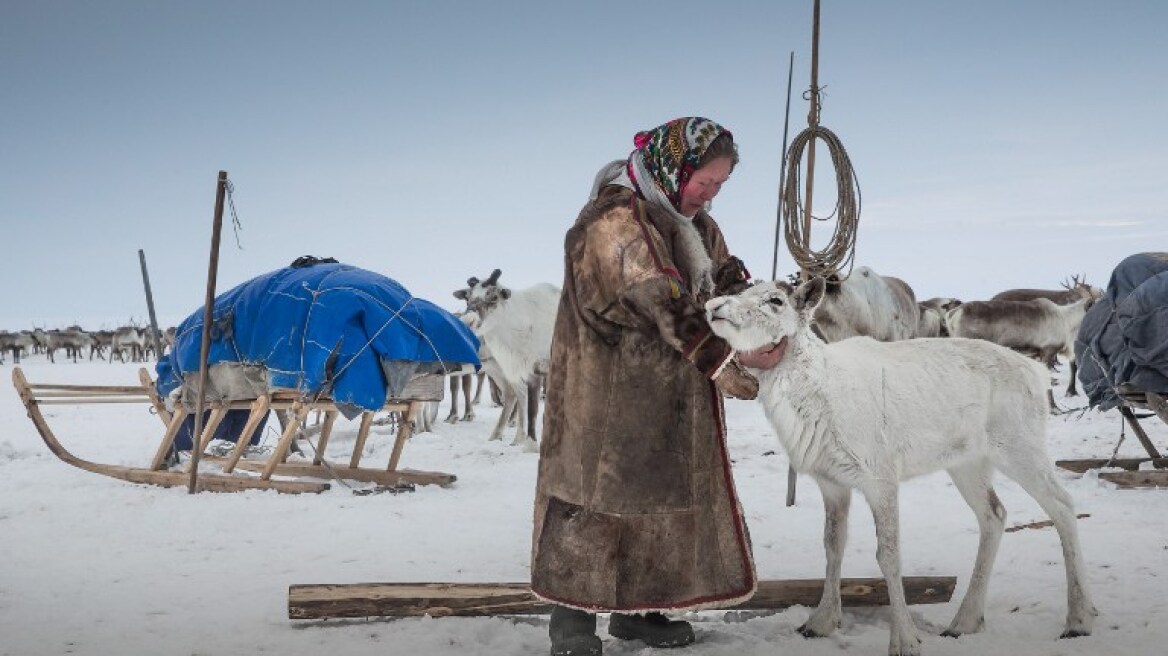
530;185;756;612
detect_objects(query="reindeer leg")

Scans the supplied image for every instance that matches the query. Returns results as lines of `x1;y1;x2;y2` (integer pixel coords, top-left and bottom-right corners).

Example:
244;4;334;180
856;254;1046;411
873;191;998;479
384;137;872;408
943;461;1005;636
995;452;1096;638
488;383;515;442
445;375;460;423
472;371;486;405
509;383;530;448
800;477;850;637
862;483;921;656
461;373;474;421
519;376;540;452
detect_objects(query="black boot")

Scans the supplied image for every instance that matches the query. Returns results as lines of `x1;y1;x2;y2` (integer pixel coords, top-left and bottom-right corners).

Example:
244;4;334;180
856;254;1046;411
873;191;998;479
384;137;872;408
608;612;695;648
549;605;602;656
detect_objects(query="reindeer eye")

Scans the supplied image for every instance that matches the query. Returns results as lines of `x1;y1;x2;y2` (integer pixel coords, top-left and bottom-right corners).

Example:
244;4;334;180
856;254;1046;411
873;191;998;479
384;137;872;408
767;297;784;306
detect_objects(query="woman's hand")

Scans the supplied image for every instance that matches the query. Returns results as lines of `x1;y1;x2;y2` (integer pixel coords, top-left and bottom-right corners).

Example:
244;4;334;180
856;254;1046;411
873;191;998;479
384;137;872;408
736;339;787;370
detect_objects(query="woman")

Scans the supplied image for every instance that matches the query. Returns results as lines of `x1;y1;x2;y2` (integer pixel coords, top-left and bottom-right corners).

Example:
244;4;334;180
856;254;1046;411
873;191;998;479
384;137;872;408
531;117;781;656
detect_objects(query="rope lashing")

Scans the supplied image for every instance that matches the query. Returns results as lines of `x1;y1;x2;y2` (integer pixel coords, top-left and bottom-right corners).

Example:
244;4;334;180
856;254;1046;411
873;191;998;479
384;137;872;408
782;123;861;280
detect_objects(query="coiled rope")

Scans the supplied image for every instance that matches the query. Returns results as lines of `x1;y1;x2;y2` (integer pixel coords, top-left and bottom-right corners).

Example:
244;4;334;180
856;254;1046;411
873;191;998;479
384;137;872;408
781;123;861;280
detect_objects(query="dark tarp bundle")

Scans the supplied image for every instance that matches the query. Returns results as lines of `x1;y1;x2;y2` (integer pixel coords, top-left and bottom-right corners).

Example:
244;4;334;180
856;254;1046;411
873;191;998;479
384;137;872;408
156;261;479;418
1074;252;1168;410
173;409;270;452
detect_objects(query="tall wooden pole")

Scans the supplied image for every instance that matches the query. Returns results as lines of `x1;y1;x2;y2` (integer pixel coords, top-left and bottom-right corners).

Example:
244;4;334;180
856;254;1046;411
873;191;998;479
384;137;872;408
188;170;228;494
802;0;822;257
138;249;164;362
787;0;823;508
771;51;796;282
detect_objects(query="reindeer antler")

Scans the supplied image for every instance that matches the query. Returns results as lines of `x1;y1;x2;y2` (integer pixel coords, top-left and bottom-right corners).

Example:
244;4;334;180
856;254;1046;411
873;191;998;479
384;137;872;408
485;269;502;286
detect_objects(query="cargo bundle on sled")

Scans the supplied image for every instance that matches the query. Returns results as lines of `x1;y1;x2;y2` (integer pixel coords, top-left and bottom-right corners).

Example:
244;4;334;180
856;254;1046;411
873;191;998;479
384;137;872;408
13;260;480;494
1057;252;1168;487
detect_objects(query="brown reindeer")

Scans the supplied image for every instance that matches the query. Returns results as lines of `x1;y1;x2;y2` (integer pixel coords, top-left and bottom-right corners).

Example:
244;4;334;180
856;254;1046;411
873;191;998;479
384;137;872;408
990;275;1102;395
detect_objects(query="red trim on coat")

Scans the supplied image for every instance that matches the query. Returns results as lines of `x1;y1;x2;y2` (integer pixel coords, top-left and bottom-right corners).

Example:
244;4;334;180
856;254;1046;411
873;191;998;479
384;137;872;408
629;195;686;292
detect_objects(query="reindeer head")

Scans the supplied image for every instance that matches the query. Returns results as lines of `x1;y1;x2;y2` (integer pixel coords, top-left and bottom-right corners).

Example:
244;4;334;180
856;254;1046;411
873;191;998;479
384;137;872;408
704;277;824;351
462;269;510;318
1060;273;1100;302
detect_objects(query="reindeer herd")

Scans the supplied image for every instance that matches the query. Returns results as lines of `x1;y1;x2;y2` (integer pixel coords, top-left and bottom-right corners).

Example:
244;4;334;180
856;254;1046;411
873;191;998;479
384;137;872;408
0;325;176;365
441;265;1101;453
812;267;1100;411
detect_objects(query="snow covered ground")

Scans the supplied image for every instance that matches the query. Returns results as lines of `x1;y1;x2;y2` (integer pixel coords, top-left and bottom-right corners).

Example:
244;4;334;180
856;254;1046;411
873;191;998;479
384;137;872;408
2;357;1166;656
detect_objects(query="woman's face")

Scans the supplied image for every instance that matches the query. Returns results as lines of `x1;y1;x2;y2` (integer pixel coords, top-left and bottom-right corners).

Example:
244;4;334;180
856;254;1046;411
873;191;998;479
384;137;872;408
679;156;733;217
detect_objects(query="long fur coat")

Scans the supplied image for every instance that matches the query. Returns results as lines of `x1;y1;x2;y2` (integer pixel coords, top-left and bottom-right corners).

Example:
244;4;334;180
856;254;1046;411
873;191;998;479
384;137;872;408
530;185;756;612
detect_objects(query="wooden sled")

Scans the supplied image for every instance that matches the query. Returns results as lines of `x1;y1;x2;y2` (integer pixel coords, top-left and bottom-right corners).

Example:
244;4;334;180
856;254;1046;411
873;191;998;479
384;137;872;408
1056;387;1168;488
12;366;455;494
287;577;957;620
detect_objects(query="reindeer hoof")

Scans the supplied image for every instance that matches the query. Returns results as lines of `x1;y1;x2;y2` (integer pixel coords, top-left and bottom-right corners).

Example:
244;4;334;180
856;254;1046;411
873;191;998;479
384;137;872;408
940;630;961;638
1060;629;1090;639
797;625;828;639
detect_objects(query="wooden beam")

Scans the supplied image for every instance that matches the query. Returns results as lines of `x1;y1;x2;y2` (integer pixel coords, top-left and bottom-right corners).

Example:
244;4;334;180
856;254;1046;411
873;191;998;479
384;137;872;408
287;577;957;620
23;383;151;393
1099;471;1168;489
1056;458;1168;474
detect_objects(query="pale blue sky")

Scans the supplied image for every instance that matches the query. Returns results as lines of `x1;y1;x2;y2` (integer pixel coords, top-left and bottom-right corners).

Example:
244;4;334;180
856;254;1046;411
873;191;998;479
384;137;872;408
3;0;1165;329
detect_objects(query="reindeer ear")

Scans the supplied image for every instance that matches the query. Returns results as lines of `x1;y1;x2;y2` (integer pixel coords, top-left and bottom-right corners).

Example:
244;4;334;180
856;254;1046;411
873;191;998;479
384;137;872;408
453;289;468;300
467;277;479;287
499;288;511;300
793;276;827;312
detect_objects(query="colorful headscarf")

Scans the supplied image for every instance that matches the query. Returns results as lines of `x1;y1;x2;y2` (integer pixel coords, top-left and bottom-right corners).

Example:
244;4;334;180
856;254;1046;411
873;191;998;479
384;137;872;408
629;117;731;212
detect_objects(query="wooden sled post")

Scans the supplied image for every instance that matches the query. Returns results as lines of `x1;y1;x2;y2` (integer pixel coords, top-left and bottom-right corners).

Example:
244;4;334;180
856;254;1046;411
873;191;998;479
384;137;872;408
312;410;340;465
151;405;191;471
386;402;417;474
1119;405;1163;460
262;401;311;480
138;367;173;425
350;411;374;469
222;396;271;474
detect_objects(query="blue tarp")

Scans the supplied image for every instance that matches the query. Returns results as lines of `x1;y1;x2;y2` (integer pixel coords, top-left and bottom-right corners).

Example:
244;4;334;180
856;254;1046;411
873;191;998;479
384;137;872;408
1074;252;1168;410
156;262;479;412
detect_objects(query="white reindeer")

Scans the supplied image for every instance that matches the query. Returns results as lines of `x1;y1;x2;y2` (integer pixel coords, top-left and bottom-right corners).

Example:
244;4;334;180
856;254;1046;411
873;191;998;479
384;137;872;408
705;278;1095;656
457;269;557;452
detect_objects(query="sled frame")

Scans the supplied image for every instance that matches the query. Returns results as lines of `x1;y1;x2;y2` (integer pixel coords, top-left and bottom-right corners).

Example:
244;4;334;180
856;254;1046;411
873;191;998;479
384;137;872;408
12;366;455;494
1055;387;1168;488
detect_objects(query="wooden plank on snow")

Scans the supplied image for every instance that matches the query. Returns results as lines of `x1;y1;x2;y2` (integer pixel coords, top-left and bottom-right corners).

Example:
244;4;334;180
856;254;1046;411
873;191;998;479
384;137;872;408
287;577;957;620
1056;458;1168;473
1099;470;1168;489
